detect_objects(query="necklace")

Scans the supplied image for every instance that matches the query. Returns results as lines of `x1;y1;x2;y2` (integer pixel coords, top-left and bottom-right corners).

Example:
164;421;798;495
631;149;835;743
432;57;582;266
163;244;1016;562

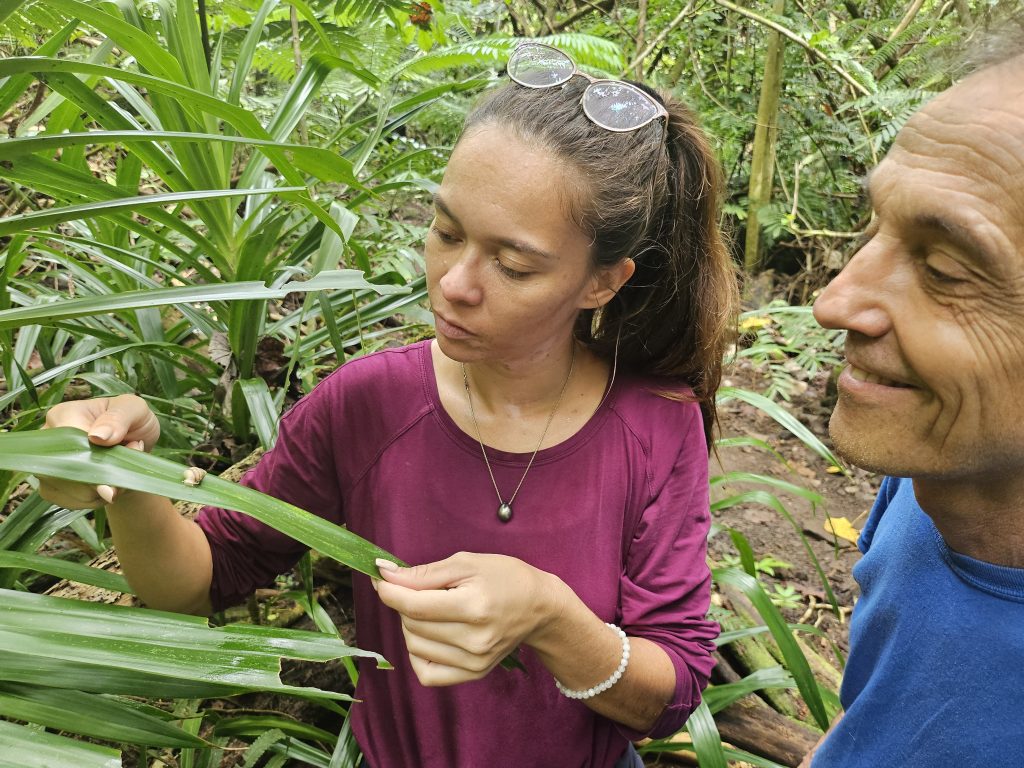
462;344;576;523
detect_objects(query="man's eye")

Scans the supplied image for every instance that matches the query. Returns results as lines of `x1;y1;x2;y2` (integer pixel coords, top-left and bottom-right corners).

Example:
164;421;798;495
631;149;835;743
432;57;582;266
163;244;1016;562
923;253;969;284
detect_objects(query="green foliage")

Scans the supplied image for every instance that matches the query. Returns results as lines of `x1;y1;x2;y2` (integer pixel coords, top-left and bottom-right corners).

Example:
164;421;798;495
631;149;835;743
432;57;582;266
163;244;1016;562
738;303;845;401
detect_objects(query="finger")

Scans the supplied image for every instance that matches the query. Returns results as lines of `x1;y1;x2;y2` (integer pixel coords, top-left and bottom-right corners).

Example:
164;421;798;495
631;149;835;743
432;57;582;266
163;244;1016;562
375;553;475;590
90;395;160;449
400;625;496;674
376;578;470;623
407;652;486;687
45;399;111;434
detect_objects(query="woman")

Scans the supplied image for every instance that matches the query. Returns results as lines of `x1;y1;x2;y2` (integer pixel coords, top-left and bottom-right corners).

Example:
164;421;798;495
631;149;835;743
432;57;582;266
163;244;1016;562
40;43;738;768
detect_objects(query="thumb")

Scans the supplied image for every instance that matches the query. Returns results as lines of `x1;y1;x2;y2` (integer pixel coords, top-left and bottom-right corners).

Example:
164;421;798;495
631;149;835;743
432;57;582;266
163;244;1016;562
375;555;471;591
90;395;160;449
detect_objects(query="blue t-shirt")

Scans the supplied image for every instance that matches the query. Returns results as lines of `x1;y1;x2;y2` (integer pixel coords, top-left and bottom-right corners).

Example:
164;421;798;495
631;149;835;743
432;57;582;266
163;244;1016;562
813;476;1024;767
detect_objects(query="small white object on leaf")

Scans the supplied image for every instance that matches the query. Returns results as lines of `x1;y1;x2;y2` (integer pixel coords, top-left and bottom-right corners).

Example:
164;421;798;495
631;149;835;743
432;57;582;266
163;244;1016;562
182;467;207;487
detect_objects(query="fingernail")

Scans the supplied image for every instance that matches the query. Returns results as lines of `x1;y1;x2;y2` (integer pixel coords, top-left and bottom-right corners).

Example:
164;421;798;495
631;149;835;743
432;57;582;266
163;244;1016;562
371;577;380;592
128;440;144;451
96;485;115;503
89;426;113;441
375;558;399;573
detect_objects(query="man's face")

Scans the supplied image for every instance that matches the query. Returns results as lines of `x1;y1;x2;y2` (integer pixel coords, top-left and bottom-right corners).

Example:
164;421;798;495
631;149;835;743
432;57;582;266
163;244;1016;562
813;58;1024;482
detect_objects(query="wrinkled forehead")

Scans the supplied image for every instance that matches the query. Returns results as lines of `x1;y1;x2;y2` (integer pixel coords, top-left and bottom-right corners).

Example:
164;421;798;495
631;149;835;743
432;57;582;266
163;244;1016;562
884;62;1024;230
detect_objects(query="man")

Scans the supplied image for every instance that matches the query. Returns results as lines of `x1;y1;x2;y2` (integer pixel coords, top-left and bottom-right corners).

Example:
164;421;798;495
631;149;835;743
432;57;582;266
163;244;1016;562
803;40;1024;767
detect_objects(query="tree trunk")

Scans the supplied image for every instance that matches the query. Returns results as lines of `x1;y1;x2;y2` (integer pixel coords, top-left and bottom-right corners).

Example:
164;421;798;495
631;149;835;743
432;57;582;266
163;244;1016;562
744;0;786;273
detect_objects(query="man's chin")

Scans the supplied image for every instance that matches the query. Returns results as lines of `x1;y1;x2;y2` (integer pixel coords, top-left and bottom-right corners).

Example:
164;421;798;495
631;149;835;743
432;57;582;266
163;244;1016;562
828;414;911;476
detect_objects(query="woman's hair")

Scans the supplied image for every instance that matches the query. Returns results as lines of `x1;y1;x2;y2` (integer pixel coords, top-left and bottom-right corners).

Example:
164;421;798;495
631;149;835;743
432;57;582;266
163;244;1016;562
461;77;739;444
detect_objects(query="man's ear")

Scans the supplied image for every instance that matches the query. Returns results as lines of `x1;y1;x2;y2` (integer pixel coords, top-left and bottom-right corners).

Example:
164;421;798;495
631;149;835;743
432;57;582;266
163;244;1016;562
583;258;635;309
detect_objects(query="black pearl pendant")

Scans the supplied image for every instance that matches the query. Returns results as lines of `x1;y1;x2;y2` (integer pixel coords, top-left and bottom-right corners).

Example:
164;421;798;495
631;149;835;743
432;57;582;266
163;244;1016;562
497;503;513;523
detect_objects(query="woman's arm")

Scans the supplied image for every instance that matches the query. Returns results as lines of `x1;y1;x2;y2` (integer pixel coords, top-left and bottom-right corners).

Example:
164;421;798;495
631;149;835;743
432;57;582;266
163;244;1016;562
38;395;215;614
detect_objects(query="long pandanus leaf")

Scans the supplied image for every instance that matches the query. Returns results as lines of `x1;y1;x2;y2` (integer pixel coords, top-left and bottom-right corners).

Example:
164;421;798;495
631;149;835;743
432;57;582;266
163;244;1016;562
0;429;404;577
0;588;386;699
0;719;121;768
0;270;409;331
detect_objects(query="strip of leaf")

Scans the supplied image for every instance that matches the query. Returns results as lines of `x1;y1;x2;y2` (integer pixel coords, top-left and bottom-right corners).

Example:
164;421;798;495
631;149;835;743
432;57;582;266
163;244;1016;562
0;683;204;747
713;567;831;730
0;270;409;331
717;386;841;468
0;551;131;594
0;428;404;577
0;719;120;768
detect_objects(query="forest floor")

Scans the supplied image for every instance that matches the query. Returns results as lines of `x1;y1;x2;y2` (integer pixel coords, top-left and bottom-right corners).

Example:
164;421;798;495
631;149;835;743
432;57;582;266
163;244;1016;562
711;356;878;665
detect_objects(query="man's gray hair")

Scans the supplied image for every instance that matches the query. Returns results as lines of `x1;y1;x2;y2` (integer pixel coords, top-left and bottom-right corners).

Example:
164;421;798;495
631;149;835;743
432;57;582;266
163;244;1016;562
960;21;1024;75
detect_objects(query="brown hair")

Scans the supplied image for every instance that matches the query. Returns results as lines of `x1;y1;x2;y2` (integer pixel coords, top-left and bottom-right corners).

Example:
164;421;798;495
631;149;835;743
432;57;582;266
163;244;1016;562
460;77;739;444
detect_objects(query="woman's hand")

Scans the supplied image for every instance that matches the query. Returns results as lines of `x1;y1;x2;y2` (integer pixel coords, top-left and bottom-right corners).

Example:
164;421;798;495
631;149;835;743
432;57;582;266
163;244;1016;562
39;394;160;507
374;551;564;686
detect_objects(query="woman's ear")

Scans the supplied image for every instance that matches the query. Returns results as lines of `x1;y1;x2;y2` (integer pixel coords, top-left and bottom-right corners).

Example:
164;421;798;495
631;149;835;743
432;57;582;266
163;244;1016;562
583;258;635;309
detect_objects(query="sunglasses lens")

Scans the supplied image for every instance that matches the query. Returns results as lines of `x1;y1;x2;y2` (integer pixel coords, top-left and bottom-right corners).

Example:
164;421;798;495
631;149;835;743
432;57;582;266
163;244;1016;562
508;44;575;87
582;82;662;131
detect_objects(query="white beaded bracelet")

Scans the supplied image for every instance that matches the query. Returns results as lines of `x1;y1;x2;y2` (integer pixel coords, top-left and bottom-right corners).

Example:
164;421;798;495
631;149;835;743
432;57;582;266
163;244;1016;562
554;623;631;700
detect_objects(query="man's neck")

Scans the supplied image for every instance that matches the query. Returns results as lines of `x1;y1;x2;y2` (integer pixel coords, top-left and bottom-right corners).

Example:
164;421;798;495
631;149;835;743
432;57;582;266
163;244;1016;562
913;476;1024;568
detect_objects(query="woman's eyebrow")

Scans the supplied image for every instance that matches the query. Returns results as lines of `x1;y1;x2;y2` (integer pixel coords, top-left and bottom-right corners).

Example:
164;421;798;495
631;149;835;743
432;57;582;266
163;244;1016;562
432;192;557;263
432;192;459;223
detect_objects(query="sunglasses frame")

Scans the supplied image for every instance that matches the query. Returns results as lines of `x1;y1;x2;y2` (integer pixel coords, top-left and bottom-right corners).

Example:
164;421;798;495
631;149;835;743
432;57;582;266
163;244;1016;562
507;42;669;133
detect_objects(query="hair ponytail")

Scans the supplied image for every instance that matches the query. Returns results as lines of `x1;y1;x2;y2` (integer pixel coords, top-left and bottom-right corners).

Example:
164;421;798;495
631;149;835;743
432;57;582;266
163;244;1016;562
462;79;739;444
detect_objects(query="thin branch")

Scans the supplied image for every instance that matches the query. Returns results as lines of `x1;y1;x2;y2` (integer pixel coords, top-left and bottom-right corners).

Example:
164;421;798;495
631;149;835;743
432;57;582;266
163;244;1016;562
634;0;647;79
553;0;615;33
621;0;698;77
886;0;925;44
710;0;870;96
289;6;308;145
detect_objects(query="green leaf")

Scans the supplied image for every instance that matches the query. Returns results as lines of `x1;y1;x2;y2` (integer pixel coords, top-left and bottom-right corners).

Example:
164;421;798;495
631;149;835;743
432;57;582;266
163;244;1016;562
235;378;280;451
0;429;404;578
0;551;131;594
685;699;728;768
0;719;120;768
0;270;409;331
713;567;832;730
0;187;305;238
701;667;796;714
717;386;842;468
0;683;204;747
0;588;386;699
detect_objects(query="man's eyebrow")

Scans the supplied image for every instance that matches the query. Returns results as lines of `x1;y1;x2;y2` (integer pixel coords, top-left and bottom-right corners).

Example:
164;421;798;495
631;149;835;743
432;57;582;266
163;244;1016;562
431;192;557;263
912;213;998;266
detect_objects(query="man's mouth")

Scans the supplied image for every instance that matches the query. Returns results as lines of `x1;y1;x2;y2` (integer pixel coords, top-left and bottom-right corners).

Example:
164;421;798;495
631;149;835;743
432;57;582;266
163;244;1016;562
847;364;913;388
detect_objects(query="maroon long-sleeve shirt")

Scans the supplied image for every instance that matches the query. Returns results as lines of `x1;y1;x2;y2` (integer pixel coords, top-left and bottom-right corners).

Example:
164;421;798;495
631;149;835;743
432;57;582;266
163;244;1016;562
196;340;717;767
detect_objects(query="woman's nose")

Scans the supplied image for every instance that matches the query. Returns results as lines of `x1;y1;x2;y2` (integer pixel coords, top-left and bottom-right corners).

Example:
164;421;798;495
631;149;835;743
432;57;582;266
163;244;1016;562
439;252;484;306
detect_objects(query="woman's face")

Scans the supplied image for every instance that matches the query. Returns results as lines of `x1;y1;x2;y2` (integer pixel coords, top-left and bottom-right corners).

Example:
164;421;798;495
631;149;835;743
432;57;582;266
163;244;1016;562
426;124;613;368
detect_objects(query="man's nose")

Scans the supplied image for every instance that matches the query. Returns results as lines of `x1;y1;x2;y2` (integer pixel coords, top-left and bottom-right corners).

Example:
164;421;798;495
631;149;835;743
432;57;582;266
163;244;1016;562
813;241;894;338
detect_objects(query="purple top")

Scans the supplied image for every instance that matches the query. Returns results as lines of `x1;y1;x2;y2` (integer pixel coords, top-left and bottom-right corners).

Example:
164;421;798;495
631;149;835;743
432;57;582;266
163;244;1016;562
197;341;717;767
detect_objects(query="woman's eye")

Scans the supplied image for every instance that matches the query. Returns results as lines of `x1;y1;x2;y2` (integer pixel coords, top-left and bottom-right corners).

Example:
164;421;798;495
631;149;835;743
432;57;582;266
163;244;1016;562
431;226;458;244
496;260;530;280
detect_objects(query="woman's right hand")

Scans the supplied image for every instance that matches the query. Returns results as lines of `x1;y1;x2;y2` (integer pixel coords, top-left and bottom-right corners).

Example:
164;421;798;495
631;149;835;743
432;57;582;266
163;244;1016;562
39;394;161;507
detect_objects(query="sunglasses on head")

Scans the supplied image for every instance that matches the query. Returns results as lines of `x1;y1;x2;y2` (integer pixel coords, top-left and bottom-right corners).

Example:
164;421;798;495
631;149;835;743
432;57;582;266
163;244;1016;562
507;42;669;134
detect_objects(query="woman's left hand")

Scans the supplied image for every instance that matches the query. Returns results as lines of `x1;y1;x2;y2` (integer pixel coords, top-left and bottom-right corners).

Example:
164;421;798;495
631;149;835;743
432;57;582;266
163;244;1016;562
374;551;562;686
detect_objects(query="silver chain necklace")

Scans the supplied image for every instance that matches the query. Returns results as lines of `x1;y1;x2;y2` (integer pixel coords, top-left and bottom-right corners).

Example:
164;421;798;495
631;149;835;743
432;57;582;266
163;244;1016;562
462;344;576;523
